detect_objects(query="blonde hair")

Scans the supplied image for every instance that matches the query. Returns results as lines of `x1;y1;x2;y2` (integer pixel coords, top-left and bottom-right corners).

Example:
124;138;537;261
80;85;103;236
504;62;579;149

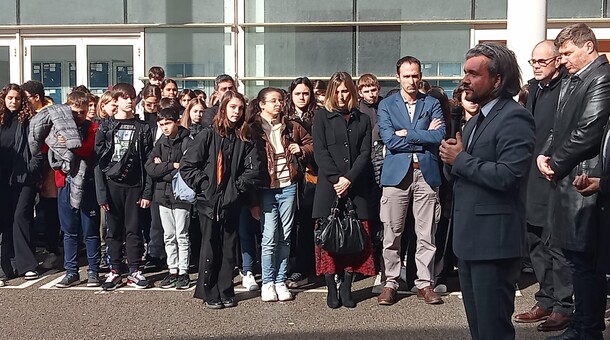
96;90;115;119
324;72;359;112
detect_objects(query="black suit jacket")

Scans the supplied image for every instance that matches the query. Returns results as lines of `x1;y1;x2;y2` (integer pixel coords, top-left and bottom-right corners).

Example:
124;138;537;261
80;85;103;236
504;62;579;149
451;98;535;261
525;68;567;227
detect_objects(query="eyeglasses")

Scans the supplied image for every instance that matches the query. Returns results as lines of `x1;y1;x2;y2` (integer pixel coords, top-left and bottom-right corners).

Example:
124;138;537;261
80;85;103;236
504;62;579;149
528;56;558;67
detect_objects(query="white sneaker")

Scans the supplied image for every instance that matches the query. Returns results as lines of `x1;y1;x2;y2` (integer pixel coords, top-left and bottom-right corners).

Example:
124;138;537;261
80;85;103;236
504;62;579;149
242;271;259;291
41;253;59;269
261;283;278;302
0;279;5;287
275;282;294;301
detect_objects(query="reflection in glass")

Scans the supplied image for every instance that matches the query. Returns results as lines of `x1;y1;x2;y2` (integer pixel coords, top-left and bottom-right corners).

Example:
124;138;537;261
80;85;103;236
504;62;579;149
88;45;133;95
0;47;9;87
31;46;76;104
245;0;353;22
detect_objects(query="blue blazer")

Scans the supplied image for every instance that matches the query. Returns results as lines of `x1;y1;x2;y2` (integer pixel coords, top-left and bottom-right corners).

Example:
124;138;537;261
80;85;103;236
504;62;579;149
377;91;445;187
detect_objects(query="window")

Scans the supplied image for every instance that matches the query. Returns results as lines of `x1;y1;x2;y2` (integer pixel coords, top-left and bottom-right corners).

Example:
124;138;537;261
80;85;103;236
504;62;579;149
474;0;507;19
0;2;16;25
357;0;471;21
245;0;354;22
127;0;226;24
20;0;124;24
548;0;602;18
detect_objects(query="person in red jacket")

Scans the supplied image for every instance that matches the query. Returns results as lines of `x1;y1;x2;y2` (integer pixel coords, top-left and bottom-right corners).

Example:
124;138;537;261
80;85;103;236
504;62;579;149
54;90;102;288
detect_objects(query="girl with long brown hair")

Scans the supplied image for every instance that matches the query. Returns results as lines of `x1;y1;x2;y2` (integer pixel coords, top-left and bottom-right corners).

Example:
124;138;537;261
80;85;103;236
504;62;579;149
180;90;260;309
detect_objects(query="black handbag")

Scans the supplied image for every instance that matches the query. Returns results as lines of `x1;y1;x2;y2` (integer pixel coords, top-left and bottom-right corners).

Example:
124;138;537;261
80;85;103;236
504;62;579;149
315;197;367;255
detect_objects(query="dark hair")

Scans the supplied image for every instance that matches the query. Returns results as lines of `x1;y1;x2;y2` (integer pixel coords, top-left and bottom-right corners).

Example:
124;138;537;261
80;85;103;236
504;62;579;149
112;83;137;99
160;79;177;91
313;80;327;92
141;84;161;100
71;85;91;94
159;97;179;110
465;43;522;99
180;98;206;128
148;66;165;80
427;86;451;136
157;108;180;122
554;23;598;51
214;74;235;91
246;87;284;123
452;85;466;104
21;80;44;99
518;84;529;107
419;79;431;93
287;77;317;115
396;56;422;75
385;88;400;98
179;89;195;102
214;90;250;141
193;89;207;101
67;90;91;108
0;83;34;124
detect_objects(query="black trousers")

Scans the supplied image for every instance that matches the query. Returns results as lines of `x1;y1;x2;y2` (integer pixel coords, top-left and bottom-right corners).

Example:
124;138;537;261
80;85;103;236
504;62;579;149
289;201;315;277
194;205;238;302
105;181;144;269
458;257;521;340
139;201;165;260
563;249;606;339
38;197;61;255
527;223;573;315
11;184;38;275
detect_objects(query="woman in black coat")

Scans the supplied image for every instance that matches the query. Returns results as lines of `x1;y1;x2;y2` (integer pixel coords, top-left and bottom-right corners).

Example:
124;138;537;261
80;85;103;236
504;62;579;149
312;72;375;309
0;84;42;285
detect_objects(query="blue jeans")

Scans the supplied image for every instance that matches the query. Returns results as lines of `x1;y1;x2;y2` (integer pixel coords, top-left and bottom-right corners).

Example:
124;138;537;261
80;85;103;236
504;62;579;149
239;205;260;274
58;177;101;275
261;184;297;284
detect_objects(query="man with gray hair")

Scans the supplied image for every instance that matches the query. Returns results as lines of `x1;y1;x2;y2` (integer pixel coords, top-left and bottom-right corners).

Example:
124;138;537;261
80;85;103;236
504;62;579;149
440;43;535;340
513;40;573;333
538;23;610;340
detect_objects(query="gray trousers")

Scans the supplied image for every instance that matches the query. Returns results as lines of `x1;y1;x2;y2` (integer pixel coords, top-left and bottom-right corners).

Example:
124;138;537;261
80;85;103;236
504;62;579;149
380;169;441;290
159;204;191;274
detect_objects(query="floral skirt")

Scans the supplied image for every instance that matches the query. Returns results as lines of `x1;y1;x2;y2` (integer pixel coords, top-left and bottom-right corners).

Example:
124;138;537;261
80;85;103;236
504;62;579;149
315;220;376;276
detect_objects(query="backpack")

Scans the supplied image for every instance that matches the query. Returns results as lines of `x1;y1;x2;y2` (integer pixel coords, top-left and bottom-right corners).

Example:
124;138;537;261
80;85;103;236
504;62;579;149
171;135;196;203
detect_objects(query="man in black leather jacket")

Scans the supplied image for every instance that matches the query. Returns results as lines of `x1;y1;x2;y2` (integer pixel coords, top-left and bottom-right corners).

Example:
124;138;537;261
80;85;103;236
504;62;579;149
537;23;610;340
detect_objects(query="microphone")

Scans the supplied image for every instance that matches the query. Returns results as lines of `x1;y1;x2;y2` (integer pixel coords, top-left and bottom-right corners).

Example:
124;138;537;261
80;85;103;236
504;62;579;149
449;106;464;139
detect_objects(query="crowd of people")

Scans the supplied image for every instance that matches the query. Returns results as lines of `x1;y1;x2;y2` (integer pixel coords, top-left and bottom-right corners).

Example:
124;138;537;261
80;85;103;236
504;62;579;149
1;21;610;340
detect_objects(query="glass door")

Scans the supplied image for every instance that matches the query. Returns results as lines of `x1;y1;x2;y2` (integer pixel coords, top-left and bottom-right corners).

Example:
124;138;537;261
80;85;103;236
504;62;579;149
0;36;19;86
23;36;143;102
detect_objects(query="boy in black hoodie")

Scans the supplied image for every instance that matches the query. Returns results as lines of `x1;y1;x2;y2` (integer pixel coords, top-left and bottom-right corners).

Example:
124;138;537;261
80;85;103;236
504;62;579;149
95;83;154;290
145;109;192;289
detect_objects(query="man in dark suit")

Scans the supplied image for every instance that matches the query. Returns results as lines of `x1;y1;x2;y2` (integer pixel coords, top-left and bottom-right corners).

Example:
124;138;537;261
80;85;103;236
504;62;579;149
537;23;610;340
513;40;573;332
439;43;536;340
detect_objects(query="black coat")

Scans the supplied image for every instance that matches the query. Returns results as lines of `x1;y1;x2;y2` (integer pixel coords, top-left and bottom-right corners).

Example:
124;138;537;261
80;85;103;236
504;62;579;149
180;127;260;221
525;68;567;227
312;107;373;219
542;55;610;252
10;117;43;186
596;121;610;273
144;126;191;209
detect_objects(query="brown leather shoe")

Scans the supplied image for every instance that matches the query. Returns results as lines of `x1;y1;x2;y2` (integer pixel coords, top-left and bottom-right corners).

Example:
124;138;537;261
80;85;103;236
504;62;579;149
377;287;397;305
513;305;552;323
417;286;443;304
537;312;571;332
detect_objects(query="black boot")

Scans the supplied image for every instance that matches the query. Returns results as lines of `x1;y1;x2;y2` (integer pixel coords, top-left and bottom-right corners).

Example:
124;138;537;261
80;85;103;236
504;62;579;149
324;274;341;309
339;271;356;308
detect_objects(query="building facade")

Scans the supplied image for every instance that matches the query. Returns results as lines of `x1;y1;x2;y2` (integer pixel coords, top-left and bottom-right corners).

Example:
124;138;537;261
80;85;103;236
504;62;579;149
0;0;608;102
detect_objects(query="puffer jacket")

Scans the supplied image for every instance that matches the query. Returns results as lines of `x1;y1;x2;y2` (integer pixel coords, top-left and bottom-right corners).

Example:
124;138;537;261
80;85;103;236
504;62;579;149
180;126;261;221
144;126;192;209
250;115;313;189
29;104;81;156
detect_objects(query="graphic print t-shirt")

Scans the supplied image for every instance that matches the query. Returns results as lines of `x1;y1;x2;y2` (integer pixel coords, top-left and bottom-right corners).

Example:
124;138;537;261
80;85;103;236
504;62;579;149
109;119;140;186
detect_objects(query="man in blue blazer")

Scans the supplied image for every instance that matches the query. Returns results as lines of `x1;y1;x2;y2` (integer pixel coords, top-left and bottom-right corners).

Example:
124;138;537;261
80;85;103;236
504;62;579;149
440;44;535;340
376;56;446;305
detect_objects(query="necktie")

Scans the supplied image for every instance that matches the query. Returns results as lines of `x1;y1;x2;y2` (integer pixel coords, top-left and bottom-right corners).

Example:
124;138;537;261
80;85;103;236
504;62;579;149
216;147;224;187
475;112;485;130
